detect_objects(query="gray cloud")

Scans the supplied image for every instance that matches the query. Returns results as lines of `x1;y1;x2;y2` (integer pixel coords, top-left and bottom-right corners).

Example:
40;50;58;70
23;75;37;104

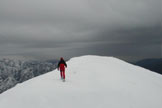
0;0;161;61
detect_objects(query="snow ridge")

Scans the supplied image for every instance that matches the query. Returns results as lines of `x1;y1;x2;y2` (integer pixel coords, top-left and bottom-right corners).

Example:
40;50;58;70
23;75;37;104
0;55;162;108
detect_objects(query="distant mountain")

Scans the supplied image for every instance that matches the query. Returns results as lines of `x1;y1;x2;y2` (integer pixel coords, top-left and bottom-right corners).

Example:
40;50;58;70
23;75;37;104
0;59;58;93
46;59;58;64
134;58;162;75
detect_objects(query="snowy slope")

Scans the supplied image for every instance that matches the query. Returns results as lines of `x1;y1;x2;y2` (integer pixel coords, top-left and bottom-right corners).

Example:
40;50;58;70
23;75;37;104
0;55;162;108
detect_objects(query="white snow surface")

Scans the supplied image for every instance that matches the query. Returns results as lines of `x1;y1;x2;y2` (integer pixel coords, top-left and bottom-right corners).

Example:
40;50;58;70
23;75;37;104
0;55;162;108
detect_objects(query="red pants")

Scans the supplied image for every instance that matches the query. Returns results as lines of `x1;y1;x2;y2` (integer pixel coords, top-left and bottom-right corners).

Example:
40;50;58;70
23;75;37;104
60;71;65;79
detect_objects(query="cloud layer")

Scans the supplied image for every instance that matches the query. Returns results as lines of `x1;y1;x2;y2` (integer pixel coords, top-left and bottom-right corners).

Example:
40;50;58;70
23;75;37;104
0;0;161;61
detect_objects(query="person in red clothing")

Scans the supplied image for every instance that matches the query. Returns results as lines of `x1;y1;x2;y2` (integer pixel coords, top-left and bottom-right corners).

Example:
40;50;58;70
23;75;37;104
57;57;67;81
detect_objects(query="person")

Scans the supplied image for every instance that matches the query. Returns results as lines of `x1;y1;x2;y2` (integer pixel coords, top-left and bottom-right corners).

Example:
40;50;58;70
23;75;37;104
57;57;67;81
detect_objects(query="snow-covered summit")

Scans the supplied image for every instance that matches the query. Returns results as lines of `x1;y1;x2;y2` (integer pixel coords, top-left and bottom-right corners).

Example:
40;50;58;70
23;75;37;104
0;55;162;108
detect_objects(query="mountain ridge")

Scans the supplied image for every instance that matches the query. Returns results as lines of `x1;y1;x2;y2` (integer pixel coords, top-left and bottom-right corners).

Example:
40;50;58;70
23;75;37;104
0;55;162;108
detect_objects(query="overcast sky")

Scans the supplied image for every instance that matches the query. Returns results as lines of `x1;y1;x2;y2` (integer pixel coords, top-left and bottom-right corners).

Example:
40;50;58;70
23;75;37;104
0;0;161;61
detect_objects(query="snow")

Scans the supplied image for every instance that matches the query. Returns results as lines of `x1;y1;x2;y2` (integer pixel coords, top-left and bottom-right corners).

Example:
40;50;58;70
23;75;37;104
0;55;162;108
